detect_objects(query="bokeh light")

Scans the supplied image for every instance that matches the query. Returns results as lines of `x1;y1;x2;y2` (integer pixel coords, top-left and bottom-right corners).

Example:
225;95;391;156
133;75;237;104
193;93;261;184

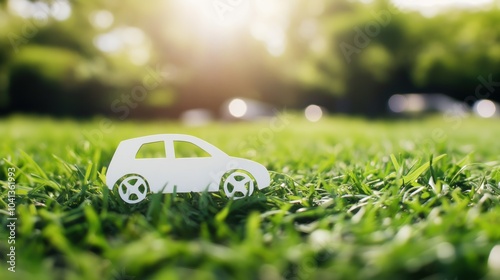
92;26;149;65
388;94;427;113
51;0;71;21
228;98;248;118
8;0;71;21
90;10;114;29
474;99;497;118
388;94;407;113
305;104;323;122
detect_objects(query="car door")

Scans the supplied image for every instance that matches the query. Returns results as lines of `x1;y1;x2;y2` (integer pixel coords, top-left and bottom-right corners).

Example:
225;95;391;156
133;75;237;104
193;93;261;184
169;140;227;192
130;139;173;193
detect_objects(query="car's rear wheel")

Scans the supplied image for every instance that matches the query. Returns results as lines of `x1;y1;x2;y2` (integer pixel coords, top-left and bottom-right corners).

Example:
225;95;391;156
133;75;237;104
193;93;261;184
222;170;255;200
116;174;149;204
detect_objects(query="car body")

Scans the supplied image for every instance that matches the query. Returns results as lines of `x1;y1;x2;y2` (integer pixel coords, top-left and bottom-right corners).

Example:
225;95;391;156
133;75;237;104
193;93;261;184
106;134;271;203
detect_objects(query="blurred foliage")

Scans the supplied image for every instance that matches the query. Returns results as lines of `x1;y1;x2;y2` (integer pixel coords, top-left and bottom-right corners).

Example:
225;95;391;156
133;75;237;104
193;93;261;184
0;0;499;116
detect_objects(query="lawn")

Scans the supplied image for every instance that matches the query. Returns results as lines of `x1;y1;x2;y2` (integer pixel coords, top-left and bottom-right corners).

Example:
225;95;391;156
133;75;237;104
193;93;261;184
1;114;500;280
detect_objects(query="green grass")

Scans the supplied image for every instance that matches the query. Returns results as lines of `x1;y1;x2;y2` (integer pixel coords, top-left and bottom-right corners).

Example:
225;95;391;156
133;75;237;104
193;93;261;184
1;114;500;280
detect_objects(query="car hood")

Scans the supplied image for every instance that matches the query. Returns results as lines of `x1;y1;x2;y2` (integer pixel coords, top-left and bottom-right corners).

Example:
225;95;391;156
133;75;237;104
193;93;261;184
229;157;271;189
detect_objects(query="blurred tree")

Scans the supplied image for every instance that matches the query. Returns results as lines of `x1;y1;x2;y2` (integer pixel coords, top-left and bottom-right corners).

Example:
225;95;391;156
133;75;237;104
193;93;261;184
0;0;499;117
282;0;500;113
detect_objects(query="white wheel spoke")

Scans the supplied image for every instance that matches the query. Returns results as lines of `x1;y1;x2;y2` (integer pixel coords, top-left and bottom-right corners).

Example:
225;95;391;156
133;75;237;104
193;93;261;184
228;175;240;188
132;180;143;189
223;171;255;199
123;181;135;196
118;175;148;204
240;177;252;185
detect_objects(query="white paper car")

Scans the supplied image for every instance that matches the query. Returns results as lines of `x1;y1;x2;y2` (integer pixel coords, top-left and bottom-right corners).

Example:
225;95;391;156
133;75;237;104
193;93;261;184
106;134;271;204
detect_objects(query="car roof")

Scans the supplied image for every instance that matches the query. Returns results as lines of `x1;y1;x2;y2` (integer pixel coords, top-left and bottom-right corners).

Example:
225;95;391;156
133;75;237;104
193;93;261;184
114;134;225;159
119;134;202;145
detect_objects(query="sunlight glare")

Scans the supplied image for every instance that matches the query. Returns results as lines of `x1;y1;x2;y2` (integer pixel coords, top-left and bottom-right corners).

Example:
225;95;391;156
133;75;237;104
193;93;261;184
392;0;493;16
120;27;146;46
171;0;289;56
250;0;289;56
128;48;150;66
171;0;251;34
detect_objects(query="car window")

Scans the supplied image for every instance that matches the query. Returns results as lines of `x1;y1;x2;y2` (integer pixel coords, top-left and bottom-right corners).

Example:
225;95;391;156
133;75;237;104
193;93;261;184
174;141;211;158
136;141;166;159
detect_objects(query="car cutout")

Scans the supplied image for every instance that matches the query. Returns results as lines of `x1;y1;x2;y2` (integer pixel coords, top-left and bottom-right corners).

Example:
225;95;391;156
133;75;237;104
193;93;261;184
106;134;271;203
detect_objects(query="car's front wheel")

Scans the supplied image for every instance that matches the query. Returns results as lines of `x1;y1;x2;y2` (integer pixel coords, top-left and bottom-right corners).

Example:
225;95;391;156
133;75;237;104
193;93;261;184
116;174;149;204
222;170;255;200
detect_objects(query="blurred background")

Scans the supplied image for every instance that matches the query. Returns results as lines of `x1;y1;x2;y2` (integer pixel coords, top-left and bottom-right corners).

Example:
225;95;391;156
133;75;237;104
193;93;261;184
1;0;499;121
